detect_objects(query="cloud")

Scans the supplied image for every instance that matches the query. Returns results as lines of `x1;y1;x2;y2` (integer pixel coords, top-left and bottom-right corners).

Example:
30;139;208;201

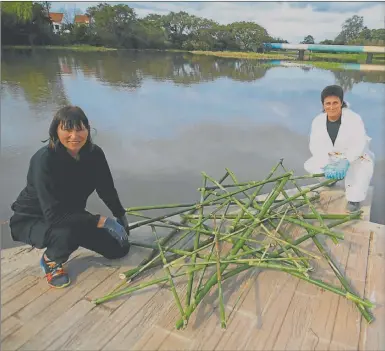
51;2;384;43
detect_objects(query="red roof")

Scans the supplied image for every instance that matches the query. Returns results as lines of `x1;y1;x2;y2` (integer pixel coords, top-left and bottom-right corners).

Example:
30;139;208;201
74;15;90;24
49;12;64;23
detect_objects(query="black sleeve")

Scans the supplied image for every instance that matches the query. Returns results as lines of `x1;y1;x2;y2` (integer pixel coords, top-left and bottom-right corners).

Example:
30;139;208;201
32;152;99;228
94;146;126;218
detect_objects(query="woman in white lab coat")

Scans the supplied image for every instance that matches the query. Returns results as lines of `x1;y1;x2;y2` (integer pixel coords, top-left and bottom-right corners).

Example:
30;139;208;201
304;85;374;212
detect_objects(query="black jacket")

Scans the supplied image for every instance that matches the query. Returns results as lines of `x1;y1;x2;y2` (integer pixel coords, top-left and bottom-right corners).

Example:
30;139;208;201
11;143;126;229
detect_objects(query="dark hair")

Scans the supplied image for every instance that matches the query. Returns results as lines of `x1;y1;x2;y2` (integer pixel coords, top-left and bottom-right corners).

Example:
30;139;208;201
321;85;347;111
46;106;93;151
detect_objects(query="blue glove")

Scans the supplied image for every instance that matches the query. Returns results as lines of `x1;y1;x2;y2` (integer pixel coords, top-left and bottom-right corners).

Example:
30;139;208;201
117;214;130;236
323;159;350;180
103;217;129;247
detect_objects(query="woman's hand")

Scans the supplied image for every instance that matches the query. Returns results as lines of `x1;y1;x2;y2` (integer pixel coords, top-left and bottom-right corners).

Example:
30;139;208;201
102;217;129;247
117;214;130;236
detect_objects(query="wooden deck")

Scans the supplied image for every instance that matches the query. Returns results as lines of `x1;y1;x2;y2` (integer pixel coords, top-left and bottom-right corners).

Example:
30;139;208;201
1;185;384;351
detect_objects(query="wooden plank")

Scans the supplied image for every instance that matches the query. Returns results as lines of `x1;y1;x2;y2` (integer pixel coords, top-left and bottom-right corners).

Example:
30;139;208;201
14;256;99;323
43;306;111;351
329;230;371;349
1;267;38;291
132;266;248;351
212;271;299;351
85;245;152;311
359;225;385;351
1;278;51;321
106;268;190;351
299;236;351;351
1;275;40;305
1;266;115;351
358;256;385;351
273;290;321;350
1;316;23;340
20;299;95;350
46;270;163;351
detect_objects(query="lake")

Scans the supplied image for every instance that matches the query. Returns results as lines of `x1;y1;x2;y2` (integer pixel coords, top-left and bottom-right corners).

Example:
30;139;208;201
1;49;384;249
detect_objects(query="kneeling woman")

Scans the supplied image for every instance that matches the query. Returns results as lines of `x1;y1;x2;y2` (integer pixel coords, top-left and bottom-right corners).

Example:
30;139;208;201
304;85;374;212
9;106;131;288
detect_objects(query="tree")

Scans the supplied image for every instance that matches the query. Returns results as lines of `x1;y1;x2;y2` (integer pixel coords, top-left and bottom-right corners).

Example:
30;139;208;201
227;21;270;51
1;1;33;21
319;39;334;45
86;3;137;47
301;35;315;44
335;15;364;44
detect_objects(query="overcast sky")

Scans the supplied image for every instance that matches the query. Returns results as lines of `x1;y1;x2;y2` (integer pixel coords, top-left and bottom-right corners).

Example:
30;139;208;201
52;1;384;43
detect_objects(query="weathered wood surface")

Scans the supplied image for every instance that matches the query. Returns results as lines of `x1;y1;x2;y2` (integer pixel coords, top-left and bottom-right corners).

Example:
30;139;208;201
1;186;384;351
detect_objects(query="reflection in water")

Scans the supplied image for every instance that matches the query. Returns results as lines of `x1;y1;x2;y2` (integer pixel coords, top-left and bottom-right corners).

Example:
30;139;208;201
1;50;69;109
1;49;384;244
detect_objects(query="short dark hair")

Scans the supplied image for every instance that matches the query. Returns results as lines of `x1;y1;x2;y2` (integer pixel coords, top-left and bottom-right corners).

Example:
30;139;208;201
321;85;347;111
47;106;93;151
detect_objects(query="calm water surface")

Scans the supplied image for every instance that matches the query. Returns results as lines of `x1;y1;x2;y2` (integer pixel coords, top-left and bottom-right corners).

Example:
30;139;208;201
1;50;384;248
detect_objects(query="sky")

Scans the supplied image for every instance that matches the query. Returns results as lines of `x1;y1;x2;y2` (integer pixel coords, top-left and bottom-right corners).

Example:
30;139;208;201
51;1;385;43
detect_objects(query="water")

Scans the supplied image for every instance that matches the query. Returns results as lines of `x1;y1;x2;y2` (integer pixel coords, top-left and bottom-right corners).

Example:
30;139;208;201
1;49;384;249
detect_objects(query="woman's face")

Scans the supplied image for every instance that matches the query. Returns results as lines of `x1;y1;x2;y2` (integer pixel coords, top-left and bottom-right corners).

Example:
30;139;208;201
57;122;89;155
323;95;342;120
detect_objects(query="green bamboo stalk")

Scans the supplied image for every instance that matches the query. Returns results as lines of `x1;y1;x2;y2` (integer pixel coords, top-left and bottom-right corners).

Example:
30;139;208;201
225;159;284;232
171;256;312;265
183;212;359;221
186;176;207;309
151;226;187;328
191;200;233;308
118;237;215;280
126;203;196;212
218;264;374;309
120;197;235;282
202;172;266;232
132;172;230;277
277;165;373;322
280;164;339;244
267;178;336;212
129;178;277;232
272;213;344;240
198;172;323;191
176;175;292;328
213;216;226;328
224;167;312;270
267;211;362;259
95;266;207;305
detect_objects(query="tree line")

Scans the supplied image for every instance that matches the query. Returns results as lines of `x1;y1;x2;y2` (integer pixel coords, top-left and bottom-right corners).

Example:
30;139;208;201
301;15;384;47
2;2;384;51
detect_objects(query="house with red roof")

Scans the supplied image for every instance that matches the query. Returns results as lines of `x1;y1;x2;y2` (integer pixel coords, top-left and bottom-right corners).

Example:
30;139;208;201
49;12;64;34
74;15;90;26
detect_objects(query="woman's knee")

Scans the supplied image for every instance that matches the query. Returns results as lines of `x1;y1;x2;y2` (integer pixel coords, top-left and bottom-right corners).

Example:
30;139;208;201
304;157;326;174
103;244;130;260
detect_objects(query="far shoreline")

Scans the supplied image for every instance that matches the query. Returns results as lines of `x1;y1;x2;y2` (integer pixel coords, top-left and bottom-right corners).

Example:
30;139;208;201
2;45;384;68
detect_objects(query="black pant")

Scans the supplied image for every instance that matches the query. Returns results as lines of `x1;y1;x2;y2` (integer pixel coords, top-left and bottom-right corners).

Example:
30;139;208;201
9;213;130;264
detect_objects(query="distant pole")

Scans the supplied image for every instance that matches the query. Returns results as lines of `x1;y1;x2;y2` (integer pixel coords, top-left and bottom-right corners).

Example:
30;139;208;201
298;50;305;60
366;53;373;64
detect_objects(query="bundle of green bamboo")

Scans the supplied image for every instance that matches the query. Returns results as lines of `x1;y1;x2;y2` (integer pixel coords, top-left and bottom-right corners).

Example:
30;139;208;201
93;159;375;329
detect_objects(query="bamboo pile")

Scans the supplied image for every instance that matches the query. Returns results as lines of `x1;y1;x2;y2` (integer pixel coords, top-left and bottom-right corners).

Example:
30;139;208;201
93;160;375;329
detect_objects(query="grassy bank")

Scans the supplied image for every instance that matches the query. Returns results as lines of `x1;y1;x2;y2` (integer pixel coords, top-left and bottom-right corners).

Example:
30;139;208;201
2;45;117;52
184;50;294;60
310;52;384;64
3;45;384;64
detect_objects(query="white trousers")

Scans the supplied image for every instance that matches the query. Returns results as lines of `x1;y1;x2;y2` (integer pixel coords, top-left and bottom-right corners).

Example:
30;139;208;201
304;156;374;202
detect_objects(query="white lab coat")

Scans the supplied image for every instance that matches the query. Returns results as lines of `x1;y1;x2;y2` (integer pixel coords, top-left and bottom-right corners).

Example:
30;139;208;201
304;107;374;202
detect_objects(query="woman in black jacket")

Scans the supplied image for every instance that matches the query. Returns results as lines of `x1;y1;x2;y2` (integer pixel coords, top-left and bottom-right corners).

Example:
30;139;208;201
9;106;131;288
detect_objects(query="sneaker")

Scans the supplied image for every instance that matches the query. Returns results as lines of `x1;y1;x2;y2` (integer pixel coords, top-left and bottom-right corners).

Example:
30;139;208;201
346;201;361;213
40;254;71;288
